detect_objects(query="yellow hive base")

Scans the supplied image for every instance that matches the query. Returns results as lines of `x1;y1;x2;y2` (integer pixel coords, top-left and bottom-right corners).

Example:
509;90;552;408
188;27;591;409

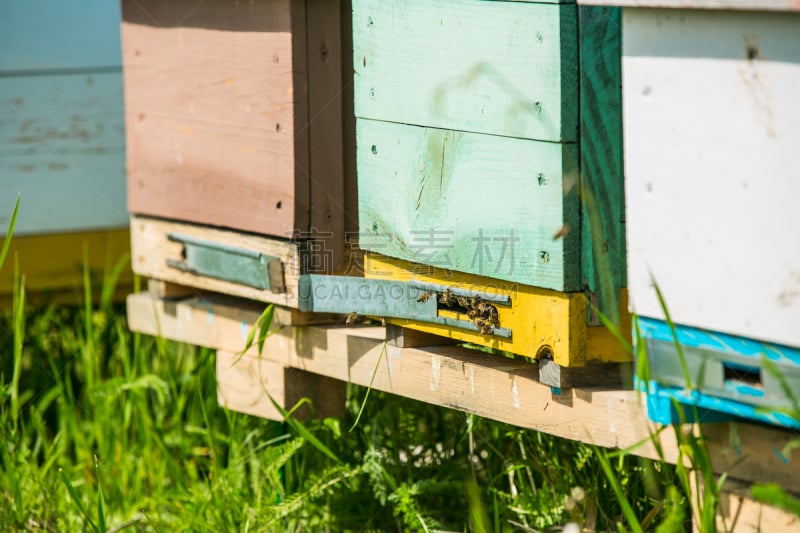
0;228;133;306
364;254;631;367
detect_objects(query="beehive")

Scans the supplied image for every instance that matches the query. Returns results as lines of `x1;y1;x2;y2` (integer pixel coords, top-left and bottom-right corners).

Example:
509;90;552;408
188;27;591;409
352;0;628;365
0;0;130;303
585;0;800;425
121;0;353;302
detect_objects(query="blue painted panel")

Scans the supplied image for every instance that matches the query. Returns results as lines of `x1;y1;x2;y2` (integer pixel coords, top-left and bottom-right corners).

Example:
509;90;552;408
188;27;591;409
640;379;800;430
0;72;127;235
637;316;800;365
0;0;122;72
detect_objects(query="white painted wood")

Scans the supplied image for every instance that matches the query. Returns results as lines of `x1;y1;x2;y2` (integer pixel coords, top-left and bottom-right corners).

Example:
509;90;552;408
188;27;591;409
579;0;800;11
623;9;800;347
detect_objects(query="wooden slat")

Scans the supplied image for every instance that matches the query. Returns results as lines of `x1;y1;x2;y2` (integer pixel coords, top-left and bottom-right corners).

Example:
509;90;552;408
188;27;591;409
126;289;800;493
306;0;346;270
622;9;800;347
578;6;625;325
126;291;337;360
217;350;346;421
130;215;303;307
357;118;581;292
578;0;800;10
0;72;127;236
352;0;578;142
0;229;132;296
121;0;309;238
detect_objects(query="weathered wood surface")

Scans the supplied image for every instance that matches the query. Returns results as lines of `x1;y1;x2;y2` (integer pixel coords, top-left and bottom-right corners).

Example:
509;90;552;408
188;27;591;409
579;0;800;10
131;215;304;308
622;9;800;347
578;6;625;325
0;229;132;305
357;118;581;292
0;73;127;236
353;0;578;142
217;350;347;421
711;478;800;532
363;254;629;367
127;289;800;493
0;0;122;72
0;0;126;237
122;0;346;259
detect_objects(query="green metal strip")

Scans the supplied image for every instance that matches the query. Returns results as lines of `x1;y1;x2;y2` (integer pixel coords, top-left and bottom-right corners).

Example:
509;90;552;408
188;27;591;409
166;233;284;293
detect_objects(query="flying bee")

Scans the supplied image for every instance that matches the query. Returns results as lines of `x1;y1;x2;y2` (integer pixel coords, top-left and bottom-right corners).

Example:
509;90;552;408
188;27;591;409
552;224;570;240
345;311;360;326
416;291;433;303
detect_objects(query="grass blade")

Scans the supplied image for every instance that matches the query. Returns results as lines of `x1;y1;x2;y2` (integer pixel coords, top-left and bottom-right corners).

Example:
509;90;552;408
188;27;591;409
59;468;99;533
349;341;386;432
0;194;20;270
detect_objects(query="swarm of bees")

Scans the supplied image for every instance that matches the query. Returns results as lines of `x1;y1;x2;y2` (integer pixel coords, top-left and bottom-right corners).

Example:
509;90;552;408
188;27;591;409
434;289;500;335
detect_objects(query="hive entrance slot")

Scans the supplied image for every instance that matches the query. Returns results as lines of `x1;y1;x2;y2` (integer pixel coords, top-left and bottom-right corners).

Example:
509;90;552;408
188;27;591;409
723;362;762;388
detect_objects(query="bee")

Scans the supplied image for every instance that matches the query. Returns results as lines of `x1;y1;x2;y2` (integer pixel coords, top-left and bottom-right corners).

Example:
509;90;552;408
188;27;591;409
473;317;494;335
438;289;455;307
480;323;494;335
380;317;387;327
552;224;570;240
457;296;470;309
345;312;359;326
467;309;478;319
416;291;432;303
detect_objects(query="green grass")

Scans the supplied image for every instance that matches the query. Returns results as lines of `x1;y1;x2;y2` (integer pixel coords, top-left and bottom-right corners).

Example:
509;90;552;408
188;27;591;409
0;265;687;530
4;193;796;531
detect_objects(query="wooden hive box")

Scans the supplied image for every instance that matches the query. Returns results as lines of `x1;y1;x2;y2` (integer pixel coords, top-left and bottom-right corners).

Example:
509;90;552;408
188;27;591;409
0;0;131;304
582;0;800;425
350;0;628;367
121;0;352;306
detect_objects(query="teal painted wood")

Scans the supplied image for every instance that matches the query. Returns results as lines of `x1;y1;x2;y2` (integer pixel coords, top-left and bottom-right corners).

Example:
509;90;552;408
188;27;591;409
352;0;578;143
0;72;127;235
578;6;625;324
357;118;581;292
0;0;122;72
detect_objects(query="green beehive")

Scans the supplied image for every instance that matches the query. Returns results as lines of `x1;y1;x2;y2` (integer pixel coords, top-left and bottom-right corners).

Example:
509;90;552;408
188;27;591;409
353;0;625;320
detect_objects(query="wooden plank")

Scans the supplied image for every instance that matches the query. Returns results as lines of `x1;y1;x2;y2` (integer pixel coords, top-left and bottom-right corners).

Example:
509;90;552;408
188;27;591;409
126;291;338;362
713;478;800;532
217;350;346;421
357;118;581;292
578;6;625;325
306;0;346;270
385;324;458;348
364;254;630;367
127;289;800;492
579;0;800;11
130;215;304;308
352;0;578;142
147;279;196;300
622;9;800;347
0;229;132;296
340;0;359;238
0;0;122;72
121;0;310;238
0;71;127;236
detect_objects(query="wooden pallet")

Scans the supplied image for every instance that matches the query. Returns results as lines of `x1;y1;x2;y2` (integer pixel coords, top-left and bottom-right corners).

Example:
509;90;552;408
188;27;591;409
127;289;800;495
